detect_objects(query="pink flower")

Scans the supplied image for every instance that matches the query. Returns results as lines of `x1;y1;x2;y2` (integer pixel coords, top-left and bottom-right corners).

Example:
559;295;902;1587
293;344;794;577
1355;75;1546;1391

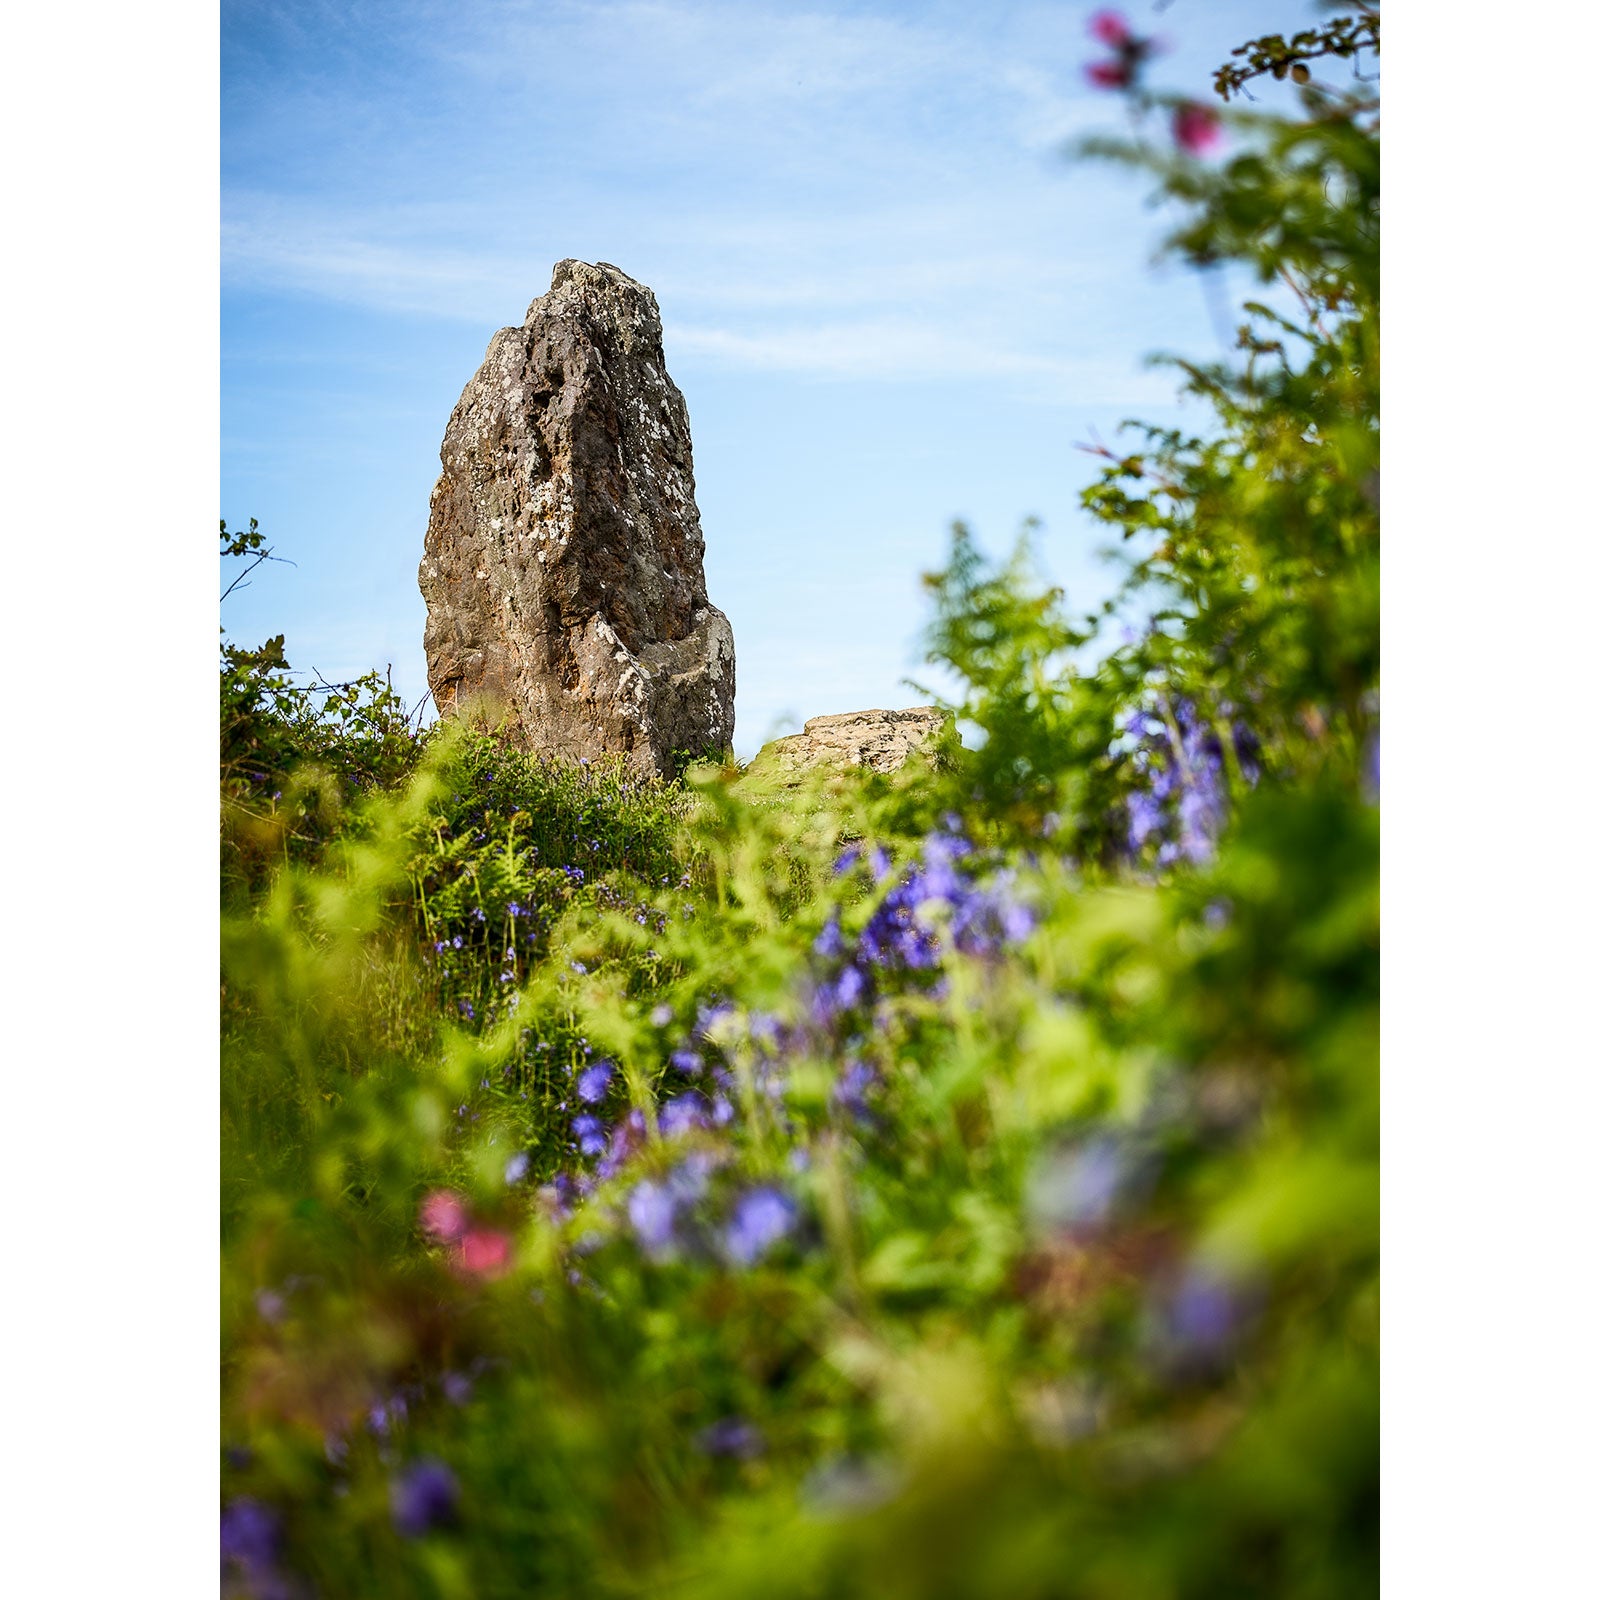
1086;59;1131;90
454;1228;513;1280
419;1189;469;1244
1089;10;1131;48
1173;101;1223;156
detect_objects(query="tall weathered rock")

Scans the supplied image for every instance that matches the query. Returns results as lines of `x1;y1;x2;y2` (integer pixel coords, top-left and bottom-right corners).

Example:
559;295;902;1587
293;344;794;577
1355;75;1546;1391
420;260;734;774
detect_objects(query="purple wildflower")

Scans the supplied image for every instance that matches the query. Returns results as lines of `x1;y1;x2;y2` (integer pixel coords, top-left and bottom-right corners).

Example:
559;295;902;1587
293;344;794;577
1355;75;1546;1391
695;1001;734;1038
597;1108;649;1180
629;1179;679;1259
221;1498;279;1573
659;1091;709;1138
1030;1137;1129;1231
696;1416;765;1458
1167;1268;1241;1356
572;1113;607;1157
367;1394;407;1438
1127;790;1162;851
669;1149;717;1203
576;1061;614;1104
814;964;866;1024
390;1459;459;1537
724;1186;798;1267
832;1059;876;1121
813;913;847;960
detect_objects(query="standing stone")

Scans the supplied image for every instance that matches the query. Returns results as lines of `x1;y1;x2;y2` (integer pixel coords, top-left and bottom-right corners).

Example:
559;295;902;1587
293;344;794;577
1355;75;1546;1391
419;260;734;775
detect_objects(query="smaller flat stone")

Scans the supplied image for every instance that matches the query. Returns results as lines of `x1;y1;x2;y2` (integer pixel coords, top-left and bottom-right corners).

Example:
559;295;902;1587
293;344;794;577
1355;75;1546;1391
753;706;953;780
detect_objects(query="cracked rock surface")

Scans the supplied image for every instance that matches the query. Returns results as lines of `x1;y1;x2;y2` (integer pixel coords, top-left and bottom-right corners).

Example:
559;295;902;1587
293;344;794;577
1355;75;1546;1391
754;707;952;780
420;260;735;775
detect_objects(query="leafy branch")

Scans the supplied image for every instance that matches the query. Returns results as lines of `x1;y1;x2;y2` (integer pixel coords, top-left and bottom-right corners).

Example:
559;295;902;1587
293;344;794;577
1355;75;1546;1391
221;517;296;602
1213;12;1380;102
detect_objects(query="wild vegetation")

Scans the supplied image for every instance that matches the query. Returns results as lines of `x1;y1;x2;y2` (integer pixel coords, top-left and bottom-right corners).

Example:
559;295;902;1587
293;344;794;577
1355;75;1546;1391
221;12;1378;1595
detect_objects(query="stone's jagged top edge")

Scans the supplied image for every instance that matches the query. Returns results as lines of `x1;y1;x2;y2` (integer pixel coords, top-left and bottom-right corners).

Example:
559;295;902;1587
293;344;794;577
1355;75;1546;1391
800;706;946;732
531;259;657;322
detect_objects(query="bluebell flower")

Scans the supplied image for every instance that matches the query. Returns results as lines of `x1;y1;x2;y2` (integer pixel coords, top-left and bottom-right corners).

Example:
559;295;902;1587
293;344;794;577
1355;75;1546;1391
669;1047;703;1075
811;964;867;1027
1126;790;1162;851
917;842;964;905
668;1148;716;1203
695;1001;734;1038
660;1091;709;1138
696;1417;765;1458
572;1113;607;1157
650;1003;674;1027
832;1059;876;1121
504;1151;531;1185
1166;1267;1241;1356
544;1171;580;1216
628;1178;678;1259
724;1186;798;1267
997;895;1035;945
597;1108;649;1179
221;1498;279;1572
368;1395;407;1440
390;1459;459;1537
576;1061;614;1104
1029;1137;1130;1231
813;914;846;960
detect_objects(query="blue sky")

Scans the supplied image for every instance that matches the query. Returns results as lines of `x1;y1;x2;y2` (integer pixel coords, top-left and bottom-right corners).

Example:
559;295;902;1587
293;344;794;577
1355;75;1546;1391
222;0;1323;755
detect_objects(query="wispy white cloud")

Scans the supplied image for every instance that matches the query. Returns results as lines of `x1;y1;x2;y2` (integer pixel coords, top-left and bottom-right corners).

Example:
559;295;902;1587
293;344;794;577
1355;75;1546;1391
671;318;1070;383
222;194;530;319
222;0;1145;371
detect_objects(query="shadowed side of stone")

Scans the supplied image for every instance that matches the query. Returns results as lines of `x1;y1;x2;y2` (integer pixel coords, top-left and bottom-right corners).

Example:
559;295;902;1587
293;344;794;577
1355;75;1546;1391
748;707;955;787
419;260;734;776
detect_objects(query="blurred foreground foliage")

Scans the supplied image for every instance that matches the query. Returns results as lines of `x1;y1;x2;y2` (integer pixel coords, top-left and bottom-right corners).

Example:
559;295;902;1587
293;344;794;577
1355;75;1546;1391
222;19;1377;1598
